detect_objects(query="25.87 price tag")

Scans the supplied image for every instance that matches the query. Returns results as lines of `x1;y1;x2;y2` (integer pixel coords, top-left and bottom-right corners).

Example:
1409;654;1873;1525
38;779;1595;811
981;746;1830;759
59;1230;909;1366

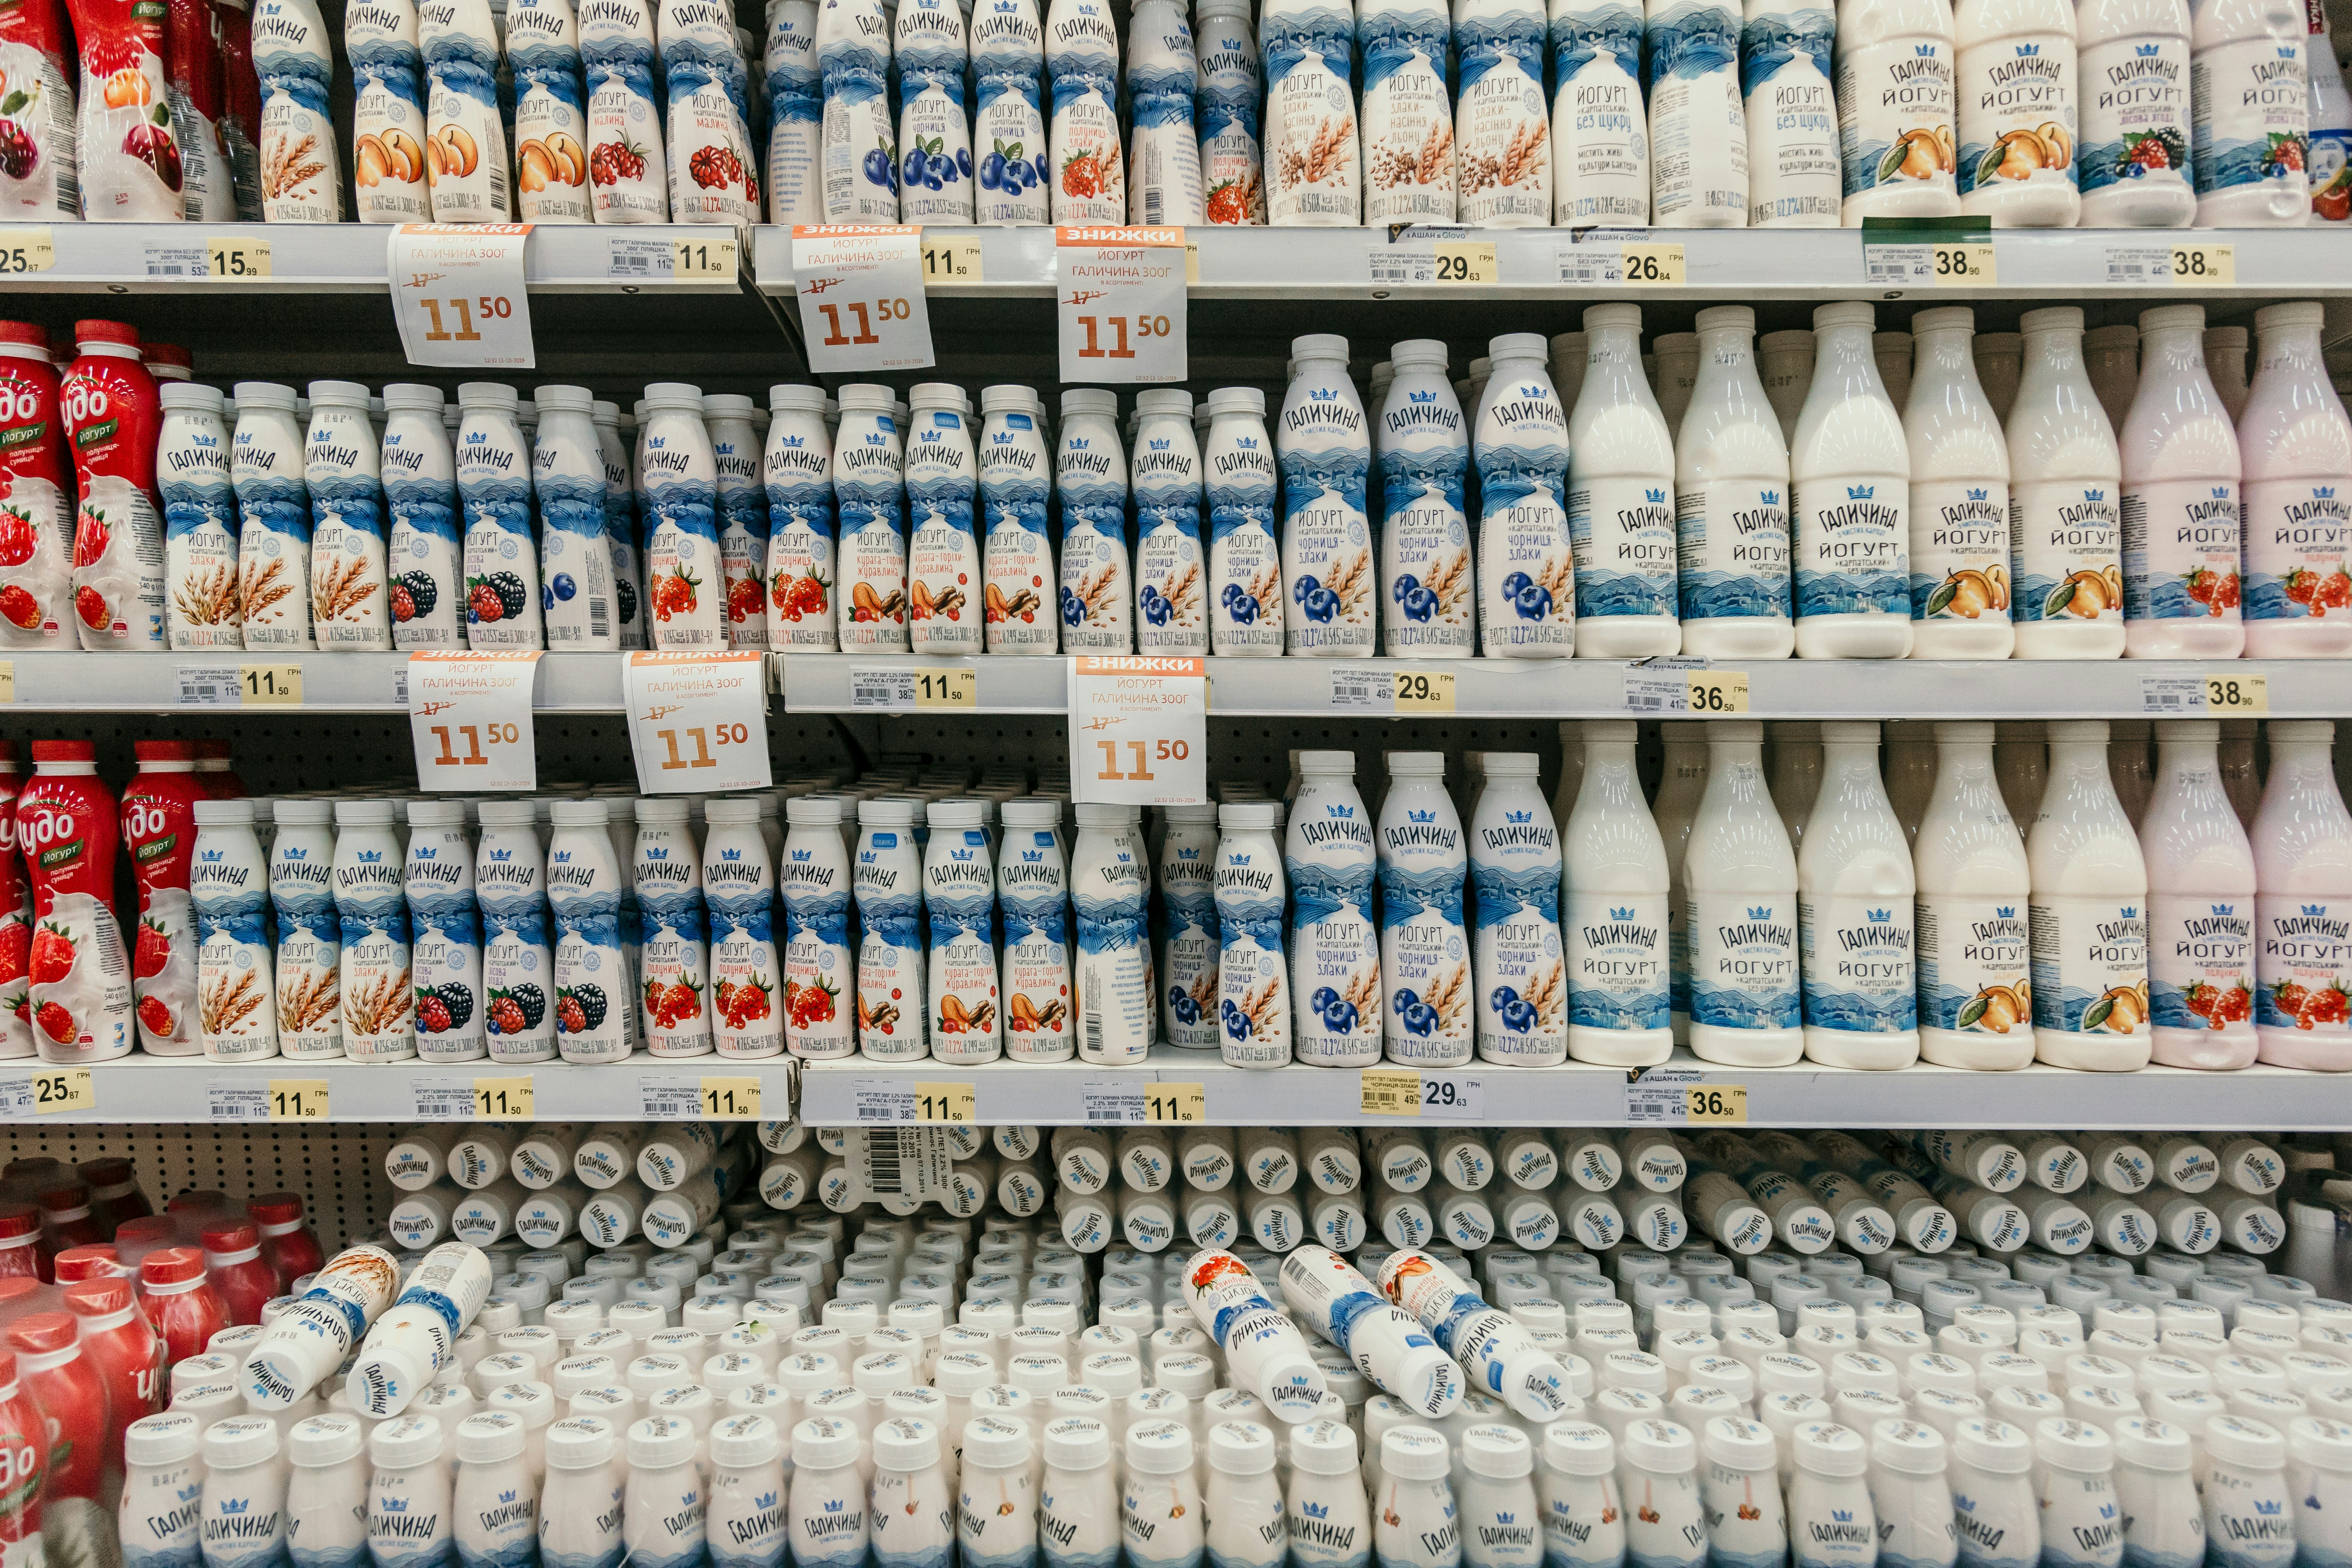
790;225;937;373
408;651;542;791
625;651;772;794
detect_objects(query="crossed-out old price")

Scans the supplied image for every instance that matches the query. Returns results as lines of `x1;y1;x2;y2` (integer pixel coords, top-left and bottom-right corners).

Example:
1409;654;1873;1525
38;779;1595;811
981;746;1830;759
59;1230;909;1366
812;296;915;347
1072;312;1175;361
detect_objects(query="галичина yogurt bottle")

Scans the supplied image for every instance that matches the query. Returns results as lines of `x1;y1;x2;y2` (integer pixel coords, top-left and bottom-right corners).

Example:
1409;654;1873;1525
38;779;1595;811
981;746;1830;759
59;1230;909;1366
2238;299;2352;655
924;798;1001;1065
159;382;239;650
231;381;313;651
1379;339;1472;657
1072;801;1151;1065
1676;306;1793;657
1194;0;1265;223
2028;719;2152;1071
1378;752;1473;1067
639;383;725;650
764;0;821;223
333;800;412;1063
979;386;1053;653
778;794;853;1060
2075;0;2194;225
192;798;276;1062
1904;306;2013;658
2141;719;2257;1070
1563;721;1673;1067
1288;753;1381;1069
121;1410;206;1568
594;401;645;648
704;393;767;648
906;383;982;656
531;384;615;651
419;0;512;220
1216;801;1290;1069
1566;304;1679;655
1684;721;1803;1068
708;1414;794;1568
1280;334;1375;657
1375;1249;1571;1420
348;0;430;222
2200;1416;2295;1568
970;0;1048;223
1057;388;1132;652
2190;0;2309;225
1791;301;1913;659
0;0;78;222
635;797;713;1058
1205;386;1283;656
548;800;633;1065
1644;0;1743;226
252;0;341;221
405;800;483;1063
305;379;390;650
581;0;668;223
1549;0;1647;223
1834;0;1961;219
1796;722;1920;1071
855;796;925;1059
1912;720;2034;1071
269;797;340;1059
1357;0;1454;224
1260;0;1359;223
998;797;1072;1062
765;382;836;650
658;0;755;227
1953;0;2079;226
1743;0;1840;225
2119;305;2243;657
1132;389;1207;654
703;798;781;1058
507;0;591;223
2006;308;2124;657
833;383;908;650
0;323;67;648
476;801;555;1065
382;384;463;650
1474;333;1575;658
1043;0;1123;222
1156;802;1218;1051
1127;0;1202;224
1472;753;1568;1068
457;382;543;652
2251;720;2352;1068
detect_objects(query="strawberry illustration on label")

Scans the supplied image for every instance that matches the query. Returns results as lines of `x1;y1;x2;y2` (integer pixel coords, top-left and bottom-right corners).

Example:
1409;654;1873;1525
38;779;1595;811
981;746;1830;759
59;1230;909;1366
59;322;165;650
19;739;132;1062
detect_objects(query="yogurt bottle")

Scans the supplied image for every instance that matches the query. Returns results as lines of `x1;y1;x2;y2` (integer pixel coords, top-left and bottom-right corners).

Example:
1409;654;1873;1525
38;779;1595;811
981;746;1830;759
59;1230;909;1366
1743;0;1840;224
906;385;983;657
815;0;897;219
978;387;1054;654
998;797;1073;1062
192;799;277;1061
1202;1420;1283;1568
1205;387;1283;657
457;383;543;653
2031;1419;2125;1568
1797;724;1918;1071
2120;305;2243;657
1474;333;1575;658
1056;390;1132;653
1645;0;1745;226
924;799;1002;1065
895;0;975;222
1912;721;2034;1072
856;797;926;1060
1684;721;1803;1068
2006;308;2125;657
2141;720;2258;1071
657;0;756;230
1471;754;1568;1068
159;383;240;651
1676;305;1795;658
1534;1423;1624;1568
780;796;853;1060
540;1416;624;1568
231;382;314;652
285;1414;370;1568
834;384;908;650
1042;0;1123;222
1132;389;1207;655
1126;0;1204;224
1947;1419;2037;1568
532;384;617;651
1071;803;1152;1065
1790;301;1913;659
548;799;633;1066
595;403;646;649
1370;1426;1458;1568
1566;305;1678;655
476;800;556;1065
1160;803;1223;1051
2190;0;2310;225
1215;801;1290;1069
2237;300;2352;654
2076;0;2195;224
382;385;463;650
366;1416;450;1567
1834;0;1961;218
581;0;668;222
349;0;430;221
2250;720;2352;1068
333;800;412;1064
1904;307;2014;658
1194;0;1266;223
1615;1420;1705;1568
452;1412;538;1568
305;380;391;651
0;323;71;650
406;801;483;1064
1456;0;1551;224
198;1419;288;1568
1379;339;1473;657
250;0;339;221
635;797;713;1058
764;0;822;223
268;798;340;1060
507;0;590;223
1122;1422;1203;1568
2108;1417;2201;1568
1548;0;1649;221
1277;340;1375;657
122;1398;206;1568
1953;0;2079;224
1378;752;1473;1068
1259;0;1359;223
1563;721;1673;1067
1287;1421;1372;1568
626;1416;709;1568
2201;1415;2296;1568
1358;0;1454;224
639;383;726;651
62;322;168;651
2028;720;2152;1072
765;383;837;651
1287;753;1380;1069
702;797;780;1059
420;0;511;218
967;0;1047;223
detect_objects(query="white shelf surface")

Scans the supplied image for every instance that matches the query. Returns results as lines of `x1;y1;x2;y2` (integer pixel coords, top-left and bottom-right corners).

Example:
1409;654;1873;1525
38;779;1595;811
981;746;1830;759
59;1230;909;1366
752;225;2351;301
0;223;745;294
0;651;633;711
779;654;2348;719
801;1046;2346;1130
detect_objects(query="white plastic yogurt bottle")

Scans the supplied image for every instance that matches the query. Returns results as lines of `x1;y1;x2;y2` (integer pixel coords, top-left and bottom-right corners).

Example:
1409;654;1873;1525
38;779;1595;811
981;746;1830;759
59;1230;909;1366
998;797;1072;1063
2201;1414;2296;1568
1644;0;1744;226
419;0;512;220
159;385;239;651
531;385;616;651
1790;301;1913;659
704;394;768;651
580;0;668;221
1057;388;1133;654
832;383;908;651
1797;722;1919;1071
475;801;555;1065
1279;335;1376;657
548;799;633;1065
2005;308;2125;657
1258;0;1359;223
333;799;412;1064
1684;720;1803;1068
2237;299;2352;654
1953;0;2079;225
765;0;824;225
1475;333;1575;658
1071;804;1151;1064
635;797;712;1058
506;0;590;225
765;384;835;650
381;385;463;650
1358;0;1454;224
1205;387;1285;656
905;384;983;657
855;797;925;1060
1042;0;1123;223
1214;801;1291;1069
1126;0;1205;224
540;1416;624;1568
1455;0;1552;224
2190;0;2310;225
1912;721;2034;1071
2140;719;2258;1071
956;1415;1036;1567
1548;0;1648;222
1566;305;1679;655
283;1414;370;1568
1379;339;1474;656
456;382;543;653
1562;721;1672;1067
268;798;340;1060
702;797;781;1059
776;795;852;1061
979;387;1055;655
2250;720;2352;1068
1695;1417;1784;1568
1379;752;1474;1067
1288;752;1382;1069
2119;305;2243;657
895;0;975;222
625;1416;709;1568
816;0;900;220
406;800;484;1063
1472;753;1568;1068
1193;0;1266;223
231;382;314;652
924;799;1001;1065
638;384;726;651
1677;305;1794;657
2076;0;2195;224
1132;388;1207;654
1834;0;1962;219
1904;307;2014;658
192;799;278;1062
1156;803;1219;1052
1655;728;1709;1044
349;0;431;223
2028;720;2153;1072
1287;1421;1372;1568
1743;0;1840;224
122;1411;207;1568
970;0;1048;224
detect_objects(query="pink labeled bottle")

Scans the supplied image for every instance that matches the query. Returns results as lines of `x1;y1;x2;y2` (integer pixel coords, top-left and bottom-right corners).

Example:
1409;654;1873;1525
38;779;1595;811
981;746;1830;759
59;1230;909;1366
2139;719;2257;1070
2252;719;2352;1067
2119;303;2245;657
2238;299;2352;655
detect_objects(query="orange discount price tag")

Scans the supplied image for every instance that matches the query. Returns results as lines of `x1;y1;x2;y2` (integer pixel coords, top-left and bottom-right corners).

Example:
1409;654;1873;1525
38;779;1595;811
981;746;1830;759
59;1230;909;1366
407;651;543;791
624;651;772;795
1054;227;1187;386
386;223;537;369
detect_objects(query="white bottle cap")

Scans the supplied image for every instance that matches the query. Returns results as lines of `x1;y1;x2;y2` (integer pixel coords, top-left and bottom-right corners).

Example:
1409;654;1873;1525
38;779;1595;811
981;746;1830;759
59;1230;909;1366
1288;1419;1358;1475
2204;1413;2287;1468
1538;1421;1613;1476
964;1415;1031;1469
702;1413;780;1469
1032;1415;1105;1471
2034;1416;2114;1473
1699;1417;1774;1472
286;1414;365;1468
455;1411;526;1464
1461;1423;1532;1479
1380;1425;1449;1480
1619;1419;1697;1475
1952;1418;2031;1474
1870;1419;1946;1477
626;1414;698;1469
125;1412;204;1466
368;1415;443;1469
2107;1415;2189;1472
1126;1420;1193;1476
544;1416;617;1470
1207;1420;1274;1476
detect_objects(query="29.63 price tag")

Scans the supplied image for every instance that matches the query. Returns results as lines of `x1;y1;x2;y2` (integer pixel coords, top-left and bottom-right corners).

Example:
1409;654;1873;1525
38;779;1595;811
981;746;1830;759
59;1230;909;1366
408;651;543;791
1056;227;1187;385
625;651;772;794
1068;655;1207;807
790;225;936;373
386;223;536;369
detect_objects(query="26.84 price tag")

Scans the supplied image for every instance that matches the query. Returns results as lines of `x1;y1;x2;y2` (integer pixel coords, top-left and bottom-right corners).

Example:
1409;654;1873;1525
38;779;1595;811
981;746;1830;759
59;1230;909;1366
624;651;772;794
386;223;536;369
408;651;542;791
1056;227;1187;385
790;225;936;373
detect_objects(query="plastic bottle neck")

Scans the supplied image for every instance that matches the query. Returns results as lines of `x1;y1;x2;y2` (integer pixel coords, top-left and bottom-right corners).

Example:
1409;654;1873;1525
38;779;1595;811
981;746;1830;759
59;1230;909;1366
2255;321;2324;370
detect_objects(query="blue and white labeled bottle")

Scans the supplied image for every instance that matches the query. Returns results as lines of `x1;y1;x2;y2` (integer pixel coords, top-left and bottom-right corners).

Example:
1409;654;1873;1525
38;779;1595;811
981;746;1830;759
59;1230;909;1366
1043;0;1124;221
658;0;756;228
817;0;900;220
639;383;726;650
406;800;485;1064
1379;751;1474;1067
548;798;633;1065
349;0;430;223
254;0;341;222
1646;0;1746;226
1474;334;1576;657
702;797;781;1058
457;382;544;652
269;799;341;1060
1127;0;1205;223
1456;0;1552;224
532;385;616;651
1058;388;1133;653
160;383;241;652
895;0;975;220
969;0;1049;223
1195;0;1267;223
1379;339;1474;656
508;0;592;223
906;384;982;657
593;401;647;649
1548;0;1649;222
334;800;413;1064
1205;386;1283;656
192;799;277;1062
382;385;460;650
2188;0;2307;225
420;0;513;219
1472;753;1569;1067
305;381;391;650
1072;801;1152;1064
705;394;768;651
1156;802;1220;1051
765;0;823;223
1359;0;1454;223
998;796;1073;1062
1215;801;1291;1068
1566;304;1680;656
232;381;315;652
1290;752;1382;1069
1279;334;1376;656
1676;306;1793;657
979;386;1054;653
635;798;713;1058
581;0;669;223
1741;0;1840;225
1797;722;1920;1071
780;795;854;1060
1133;388;1207;654
1790;301;1914;659
477;800;556;1065
1564;721;1674;1066
1684;720;1804;1067
1261;0;1360;222
926;798;1002;1065
765;383;837;651
834;383;909;652
856;797;927;1060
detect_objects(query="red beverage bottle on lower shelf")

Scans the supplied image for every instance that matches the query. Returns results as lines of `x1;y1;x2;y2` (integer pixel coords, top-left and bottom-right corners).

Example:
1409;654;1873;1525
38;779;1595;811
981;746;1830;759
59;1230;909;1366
0;1350;42;1568
32;1186;96;1279
16;740;132;1063
247;1194;323;1290
137;1245;229;1366
77;1158;147;1236
4;1312;109;1533
192;738;247;800
0;1210;35;1285
200;1221;274;1325
120;740;205;1056
63;1276;160;1475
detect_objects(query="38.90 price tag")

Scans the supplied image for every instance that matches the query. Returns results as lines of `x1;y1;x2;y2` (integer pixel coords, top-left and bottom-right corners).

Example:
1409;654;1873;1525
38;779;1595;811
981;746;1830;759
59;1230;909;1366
791;225;936;373
624;651;773;794
386;223;536;370
408;651;543;791
1056;227;1187;385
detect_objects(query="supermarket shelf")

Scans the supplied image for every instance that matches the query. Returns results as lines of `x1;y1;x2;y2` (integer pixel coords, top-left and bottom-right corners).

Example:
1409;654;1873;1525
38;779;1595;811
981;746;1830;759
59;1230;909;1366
752;225;2352;301
779;654;2350;719
0;651;633;712
0;223;745;295
0;1051;796;1123
800;1046;2347;1130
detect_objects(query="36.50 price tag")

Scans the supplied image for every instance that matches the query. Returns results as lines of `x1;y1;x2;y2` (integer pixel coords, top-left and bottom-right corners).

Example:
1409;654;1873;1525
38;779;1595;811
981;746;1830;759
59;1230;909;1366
1068;655;1207;807
408;650;542;791
386;223;536;370
624;651;772;794
1056;226;1187;385
791;225;936;373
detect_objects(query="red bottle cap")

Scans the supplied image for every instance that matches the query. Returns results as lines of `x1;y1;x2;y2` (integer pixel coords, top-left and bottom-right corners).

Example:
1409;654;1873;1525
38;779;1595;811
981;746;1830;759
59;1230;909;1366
7;1312;77;1352
141;343;190;370
202;1221;258;1253
62;1277;131;1316
0;324;49;350
28;741;94;764
0;1350;20;1391
131;741;195;763
70;321;138;348
115;1216;176;1246
247;1195;303;1225
36;1183;89;1216
140;1247;205;1285
0;1207;38;1241
51;1246;117;1283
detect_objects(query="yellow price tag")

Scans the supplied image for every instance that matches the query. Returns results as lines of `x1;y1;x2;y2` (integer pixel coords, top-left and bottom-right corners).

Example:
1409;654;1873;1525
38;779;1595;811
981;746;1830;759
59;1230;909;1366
1932;241;1996;286
1432;241;1497;285
268;1079;329;1120
2172;243;2234;287
914;668;977;708
240;664;302;706
913;1081;976;1122
1361;1067;1423;1116
1394;670;1454;713
672;237;737;278
0;228;54;275
473;1076;535;1118
1621;242;1686;285
1146;1082;1206;1123
701;1076;762;1119
2206;671;2268;715
1686;1085;1747;1124
205;236;271;279
1688;671;1750;713
0;661;16;703
27;1067;90;1114
1185;241;1199;285
921;236;983;283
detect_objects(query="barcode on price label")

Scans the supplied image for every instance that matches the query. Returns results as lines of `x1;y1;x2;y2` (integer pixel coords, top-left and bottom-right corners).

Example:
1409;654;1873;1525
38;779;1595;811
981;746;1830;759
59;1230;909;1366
178;665;241;706
411;1078;476;1120
638;1077;703;1119
1080;1079;1148;1124
1331;667;1396;713
2105;245;2173;285
852;1127;955;1200
2139;673;2205;713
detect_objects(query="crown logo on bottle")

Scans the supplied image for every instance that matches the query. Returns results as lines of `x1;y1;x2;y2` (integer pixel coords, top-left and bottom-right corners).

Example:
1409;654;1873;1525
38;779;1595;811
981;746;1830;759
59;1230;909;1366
1832;1510;1854;1523
1409;390;1439;403
2256;1500;2285;1516
1914;40;1936;52
1021;849;1045;862
1408;809;1437;822
2306;904;2330;916
1311;388;1337;401
1149;439;1171;450
1496;1513;1515;1526
1506;809;1534;823
757;1494;778;1510
1847;484;1874;500
1227;852;1249;865
1237;436;1258;448
1867;909;1892;922
2016;41;2038;52
782;434;806;446
1611;907;1636;920
1967;488;1988;501
2120;906;2138;918
499;1491;517;1505
1996;906;2015;919
2099;1503;2118;1521
826;1499;845;1513
2084;488;2104;501
1761;490;1780;504
2214;486;2232;499
2134;40;2160;51
1327;803;1353;816
2211;903;2234;916
1303;1502;1331;1519
1748;905;1773;919
2319;486;2336;499
1645;488;1666;504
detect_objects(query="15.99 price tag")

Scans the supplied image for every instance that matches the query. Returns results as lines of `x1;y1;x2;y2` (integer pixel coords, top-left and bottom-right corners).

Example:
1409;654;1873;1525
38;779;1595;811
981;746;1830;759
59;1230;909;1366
408;651;542;791
1068;655;1207;806
387;223;536;369
1055;227;1187;385
790;225;936;373
625;651;772;794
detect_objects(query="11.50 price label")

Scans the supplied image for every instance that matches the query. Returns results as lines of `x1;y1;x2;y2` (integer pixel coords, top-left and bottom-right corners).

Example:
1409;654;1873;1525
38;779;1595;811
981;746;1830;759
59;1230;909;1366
625;652;772;794
408;652;542;791
790;226;937;372
387;224;536;369
1056;227;1187;385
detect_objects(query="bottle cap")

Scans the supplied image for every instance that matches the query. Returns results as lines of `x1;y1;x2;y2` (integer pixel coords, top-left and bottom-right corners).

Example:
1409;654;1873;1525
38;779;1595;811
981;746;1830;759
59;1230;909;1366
963;1414;1031;1469
709;1413;784;1469
1792;1421;1868;1477
1379;1425;1449;1480
1699;1417;1774;1472
2109;1415;2190;1472
1207;1420;1274;1476
125;1412;203;1467
1031;1414;1106;1471
1868;1419;1947;1477
1953;1418;2031;1474
545;1416;617;1470
2034;1417;2113;1473
1540;1421;1615;1477
1619;1418;1696;1475
1288;1419;1358;1476
1126;1419;1193;1475
2203;1413;2286;1469
863;1415;933;1472
286;1415;365;1468
368;1416;443;1469
455;1412;526;1465
1460;1423;1532;1479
